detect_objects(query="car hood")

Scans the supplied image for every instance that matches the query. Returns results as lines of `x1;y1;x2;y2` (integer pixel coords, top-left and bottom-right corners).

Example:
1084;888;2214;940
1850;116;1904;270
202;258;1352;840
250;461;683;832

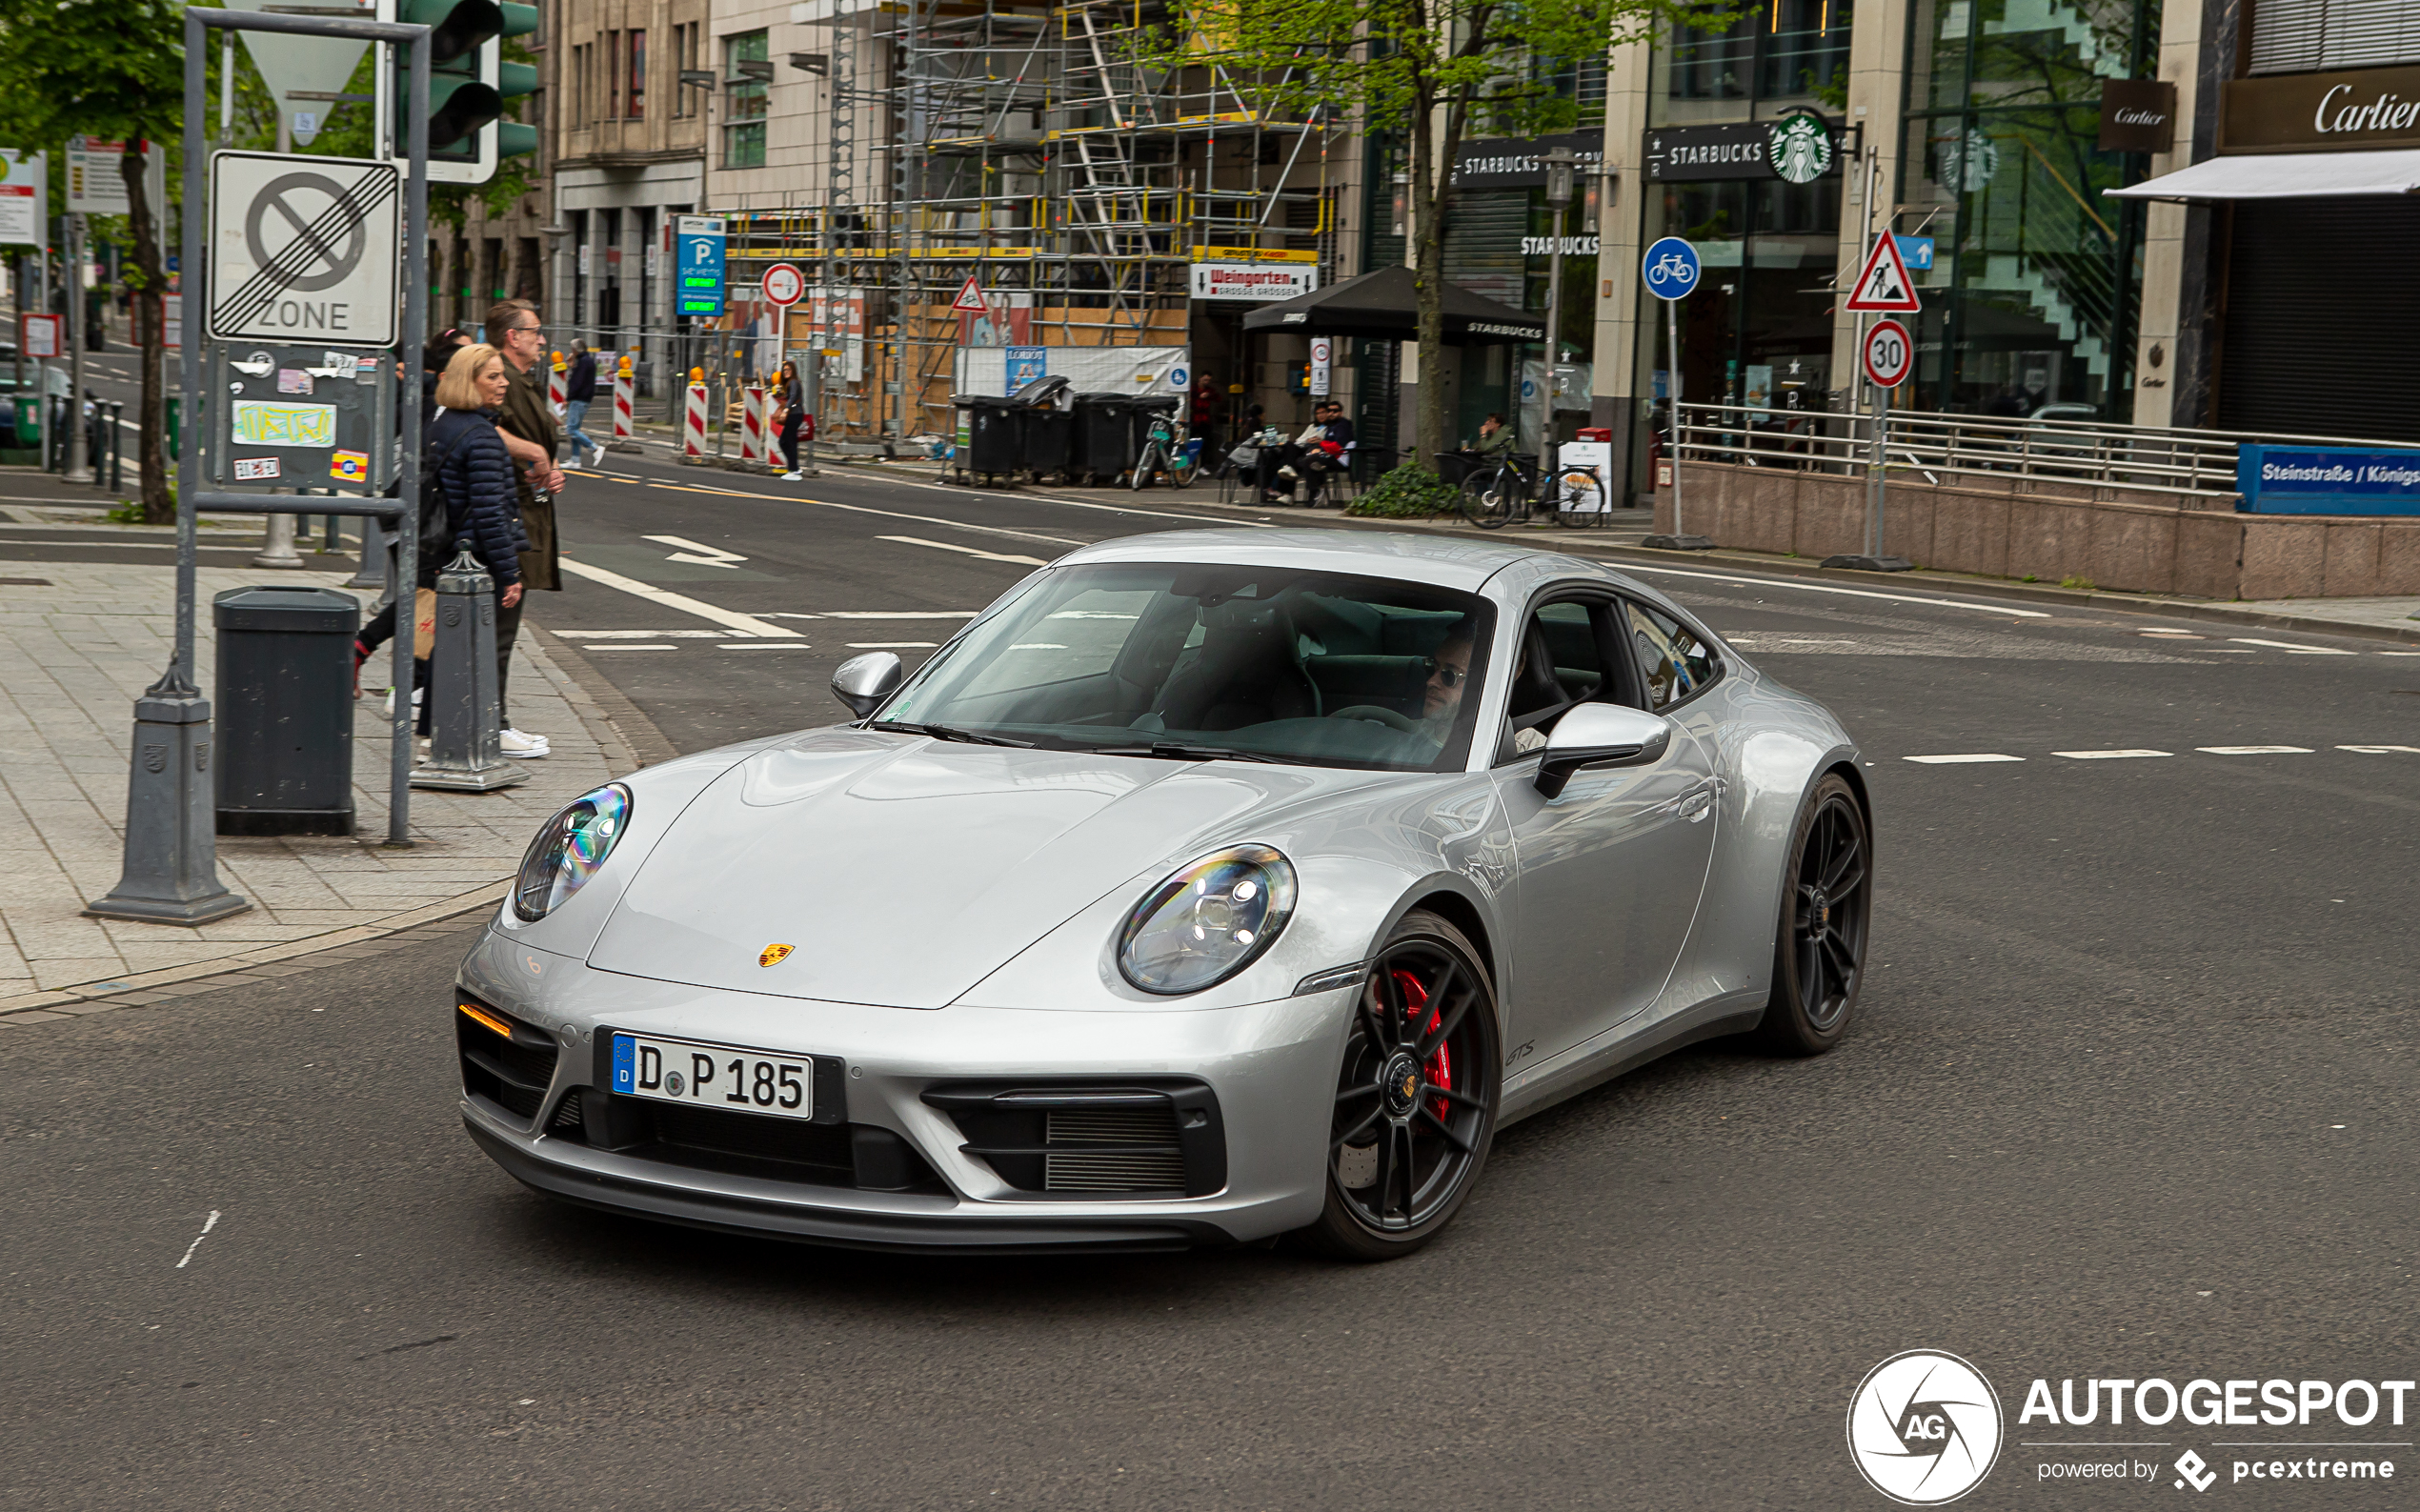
588;731;1373;1008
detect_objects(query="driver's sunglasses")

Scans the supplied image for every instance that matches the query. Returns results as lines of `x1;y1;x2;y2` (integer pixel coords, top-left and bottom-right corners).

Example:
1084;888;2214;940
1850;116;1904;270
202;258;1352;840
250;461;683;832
1422;657;1468;689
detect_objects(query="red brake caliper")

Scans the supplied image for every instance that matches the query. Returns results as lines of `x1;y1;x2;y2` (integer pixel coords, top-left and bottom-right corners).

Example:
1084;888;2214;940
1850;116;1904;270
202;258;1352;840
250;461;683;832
1390;969;1452;1120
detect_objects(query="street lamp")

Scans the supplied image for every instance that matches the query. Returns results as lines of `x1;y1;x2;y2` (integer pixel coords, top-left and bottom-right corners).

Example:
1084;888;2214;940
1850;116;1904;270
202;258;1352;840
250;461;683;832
1535;148;1578;510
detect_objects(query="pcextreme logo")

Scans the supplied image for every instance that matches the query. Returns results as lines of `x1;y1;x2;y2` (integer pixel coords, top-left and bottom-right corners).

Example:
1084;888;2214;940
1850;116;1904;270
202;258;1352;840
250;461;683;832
1847;1351;2005;1505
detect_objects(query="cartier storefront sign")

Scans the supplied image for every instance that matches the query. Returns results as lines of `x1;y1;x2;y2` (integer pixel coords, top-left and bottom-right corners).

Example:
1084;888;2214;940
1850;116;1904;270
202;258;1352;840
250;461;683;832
2098;78;2175;152
2221;63;2420;153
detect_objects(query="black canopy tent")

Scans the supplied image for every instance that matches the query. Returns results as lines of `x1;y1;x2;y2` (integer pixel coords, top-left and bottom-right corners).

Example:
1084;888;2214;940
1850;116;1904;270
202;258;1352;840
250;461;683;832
1240;266;1546;344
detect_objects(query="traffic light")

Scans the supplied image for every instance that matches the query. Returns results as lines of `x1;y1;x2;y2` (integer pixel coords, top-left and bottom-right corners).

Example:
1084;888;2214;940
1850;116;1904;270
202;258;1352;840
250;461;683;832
377;0;538;184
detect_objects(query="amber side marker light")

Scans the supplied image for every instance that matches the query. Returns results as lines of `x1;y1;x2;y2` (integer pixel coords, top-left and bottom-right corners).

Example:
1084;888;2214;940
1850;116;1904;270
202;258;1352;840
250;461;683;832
458;1001;515;1038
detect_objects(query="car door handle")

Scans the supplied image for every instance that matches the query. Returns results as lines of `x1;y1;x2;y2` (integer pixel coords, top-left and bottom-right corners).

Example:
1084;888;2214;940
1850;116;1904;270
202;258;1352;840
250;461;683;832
1676;779;1724;823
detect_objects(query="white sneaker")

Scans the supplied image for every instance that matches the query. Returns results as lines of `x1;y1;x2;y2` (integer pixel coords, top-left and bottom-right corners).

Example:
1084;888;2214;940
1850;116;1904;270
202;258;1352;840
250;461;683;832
500;727;550;758
781;470;803;481
381;685;425;716
593;446;611;469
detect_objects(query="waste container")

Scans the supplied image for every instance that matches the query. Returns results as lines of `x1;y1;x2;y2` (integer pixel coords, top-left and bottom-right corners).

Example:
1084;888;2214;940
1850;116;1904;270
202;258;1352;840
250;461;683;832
212;584;361;836
955;395;1019;482
1072;393;1141;484
1017;404;1075;480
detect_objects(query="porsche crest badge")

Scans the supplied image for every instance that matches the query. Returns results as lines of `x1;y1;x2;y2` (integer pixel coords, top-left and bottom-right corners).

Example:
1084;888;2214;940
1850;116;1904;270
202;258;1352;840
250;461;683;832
758;943;795;968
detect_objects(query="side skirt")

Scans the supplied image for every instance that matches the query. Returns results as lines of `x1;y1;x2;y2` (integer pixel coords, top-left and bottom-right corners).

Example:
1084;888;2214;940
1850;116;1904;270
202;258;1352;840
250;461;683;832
1497;992;1767;1127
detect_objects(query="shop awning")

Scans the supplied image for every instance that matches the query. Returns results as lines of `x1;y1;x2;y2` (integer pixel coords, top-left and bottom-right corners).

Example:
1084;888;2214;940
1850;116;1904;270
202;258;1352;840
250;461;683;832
2106;150;2420;201
1240;265;1547;345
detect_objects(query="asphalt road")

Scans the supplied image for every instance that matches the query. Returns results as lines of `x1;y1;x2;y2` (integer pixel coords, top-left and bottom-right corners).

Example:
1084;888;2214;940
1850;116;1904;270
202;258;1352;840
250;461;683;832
3;439;2416;1509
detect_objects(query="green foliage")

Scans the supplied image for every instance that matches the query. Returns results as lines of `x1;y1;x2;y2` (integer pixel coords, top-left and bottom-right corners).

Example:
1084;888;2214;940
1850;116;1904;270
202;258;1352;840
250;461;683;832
1347;463;1459;519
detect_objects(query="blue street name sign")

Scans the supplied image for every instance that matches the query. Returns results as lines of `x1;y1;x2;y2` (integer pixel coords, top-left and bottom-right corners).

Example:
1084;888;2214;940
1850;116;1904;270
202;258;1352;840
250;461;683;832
1642;236;1701;300
676;215;727;319
2236;445;2420;514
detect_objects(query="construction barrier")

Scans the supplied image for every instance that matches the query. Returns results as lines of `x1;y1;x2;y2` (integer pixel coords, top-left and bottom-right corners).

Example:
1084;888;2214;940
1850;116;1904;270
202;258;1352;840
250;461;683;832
611;356;635;448
683;370;709;460
547;352;566;419
739;384;765;469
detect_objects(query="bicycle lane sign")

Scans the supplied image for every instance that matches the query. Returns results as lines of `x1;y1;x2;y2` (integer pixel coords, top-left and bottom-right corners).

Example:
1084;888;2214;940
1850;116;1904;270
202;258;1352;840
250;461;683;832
1642;237;1701;301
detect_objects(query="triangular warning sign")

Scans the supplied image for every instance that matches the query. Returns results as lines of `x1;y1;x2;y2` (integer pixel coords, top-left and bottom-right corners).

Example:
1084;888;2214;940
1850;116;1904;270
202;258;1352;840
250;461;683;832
1844;234;1923;313
951;273;987;312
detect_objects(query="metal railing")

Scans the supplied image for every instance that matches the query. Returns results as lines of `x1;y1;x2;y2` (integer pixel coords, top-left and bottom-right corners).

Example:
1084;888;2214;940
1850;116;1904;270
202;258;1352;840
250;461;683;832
1667;402;2418;503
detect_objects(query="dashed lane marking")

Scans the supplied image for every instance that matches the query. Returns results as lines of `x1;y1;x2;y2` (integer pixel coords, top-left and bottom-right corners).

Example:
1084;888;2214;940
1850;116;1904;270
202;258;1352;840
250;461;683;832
847;640;939;649
630;477;1089;550
2339;744;2420;753
2052;749;2172;759
2229;637;2357;655
1904;754;2025;764
877;534;1051;567
2195;745;2313;755
1611;563;2055;618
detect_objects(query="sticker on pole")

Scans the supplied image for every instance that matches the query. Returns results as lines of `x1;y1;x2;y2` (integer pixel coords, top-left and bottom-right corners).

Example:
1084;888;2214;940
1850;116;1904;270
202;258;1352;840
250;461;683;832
206;151;400;347
1641;237;1701;301
762;263;804;308
1844;233;1922;313
1862;318;1914;389
950;273;987;312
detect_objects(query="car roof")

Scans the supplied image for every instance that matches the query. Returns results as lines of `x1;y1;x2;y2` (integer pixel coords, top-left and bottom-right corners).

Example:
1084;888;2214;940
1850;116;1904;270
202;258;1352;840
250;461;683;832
1054;528;1603;595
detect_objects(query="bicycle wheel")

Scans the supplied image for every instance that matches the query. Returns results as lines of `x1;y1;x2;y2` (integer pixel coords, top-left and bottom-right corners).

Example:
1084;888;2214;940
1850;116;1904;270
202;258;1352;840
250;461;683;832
1129;445;1159;490
1169;454;1199;488
1459;467;1517;530
1551;471;1603;527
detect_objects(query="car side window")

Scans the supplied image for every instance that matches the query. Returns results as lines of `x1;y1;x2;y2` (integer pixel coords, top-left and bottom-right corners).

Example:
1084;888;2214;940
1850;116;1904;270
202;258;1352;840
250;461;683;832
1498;600;1612;760
1624;600;1719;711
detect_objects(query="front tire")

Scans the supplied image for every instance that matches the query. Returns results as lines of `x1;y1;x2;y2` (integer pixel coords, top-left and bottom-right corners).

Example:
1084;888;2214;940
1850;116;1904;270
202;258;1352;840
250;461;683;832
1297;909;1499;1260
1755;774;1871;1055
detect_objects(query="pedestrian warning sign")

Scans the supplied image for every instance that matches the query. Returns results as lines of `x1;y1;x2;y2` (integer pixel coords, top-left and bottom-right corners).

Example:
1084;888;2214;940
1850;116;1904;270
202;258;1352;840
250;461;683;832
1844;233;1922;313
950;273;987;312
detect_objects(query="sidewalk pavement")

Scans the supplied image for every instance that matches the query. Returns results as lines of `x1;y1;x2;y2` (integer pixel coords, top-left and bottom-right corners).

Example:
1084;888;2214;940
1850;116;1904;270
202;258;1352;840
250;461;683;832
0;559;649;1020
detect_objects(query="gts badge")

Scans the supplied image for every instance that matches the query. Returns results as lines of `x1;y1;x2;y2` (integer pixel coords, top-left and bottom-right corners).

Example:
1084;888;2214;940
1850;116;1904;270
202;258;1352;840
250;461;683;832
1504;1039;1536;1068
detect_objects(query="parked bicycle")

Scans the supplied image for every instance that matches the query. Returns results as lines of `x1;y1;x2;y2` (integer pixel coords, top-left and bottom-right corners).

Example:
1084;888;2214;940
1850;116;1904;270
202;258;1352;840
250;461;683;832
1131;411;1199;490
1443;449;1607;529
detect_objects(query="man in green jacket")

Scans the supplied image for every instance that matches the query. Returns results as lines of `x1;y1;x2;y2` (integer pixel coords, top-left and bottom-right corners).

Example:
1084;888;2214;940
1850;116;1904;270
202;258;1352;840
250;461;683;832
485;299;567;759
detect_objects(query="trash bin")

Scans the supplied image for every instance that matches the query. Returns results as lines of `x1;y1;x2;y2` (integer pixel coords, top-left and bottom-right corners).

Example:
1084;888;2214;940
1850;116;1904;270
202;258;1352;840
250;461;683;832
1072;393;1139;484
955;395;1019;481
1017;404;1075;480
212;584;361;836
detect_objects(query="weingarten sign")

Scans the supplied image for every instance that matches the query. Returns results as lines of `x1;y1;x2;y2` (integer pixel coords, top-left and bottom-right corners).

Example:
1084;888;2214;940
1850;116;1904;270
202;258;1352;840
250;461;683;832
2237;444;2420;514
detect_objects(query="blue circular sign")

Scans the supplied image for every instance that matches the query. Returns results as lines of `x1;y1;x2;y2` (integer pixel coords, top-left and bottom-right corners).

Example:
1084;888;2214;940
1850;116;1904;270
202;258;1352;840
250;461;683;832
1642;237;1702;300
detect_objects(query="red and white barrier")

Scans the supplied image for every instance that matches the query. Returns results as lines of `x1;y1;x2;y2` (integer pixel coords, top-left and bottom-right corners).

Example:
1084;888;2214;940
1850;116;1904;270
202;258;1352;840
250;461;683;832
682;375;709;459
738;384;766;468
547;353;567;418
611;357;635;446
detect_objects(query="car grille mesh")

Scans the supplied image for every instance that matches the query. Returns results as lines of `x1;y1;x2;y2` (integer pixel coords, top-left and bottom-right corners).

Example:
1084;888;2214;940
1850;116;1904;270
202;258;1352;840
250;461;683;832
1044;1106;1186;1193
456;1000;559;1127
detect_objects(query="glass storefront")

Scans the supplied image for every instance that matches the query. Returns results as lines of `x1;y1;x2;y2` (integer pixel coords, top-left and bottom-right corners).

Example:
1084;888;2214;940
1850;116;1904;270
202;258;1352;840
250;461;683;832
1900;0;2155;417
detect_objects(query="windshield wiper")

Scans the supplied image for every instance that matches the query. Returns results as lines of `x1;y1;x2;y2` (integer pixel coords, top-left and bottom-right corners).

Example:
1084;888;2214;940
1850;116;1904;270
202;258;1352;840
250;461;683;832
869;720;1033;748
1092;741;1284;765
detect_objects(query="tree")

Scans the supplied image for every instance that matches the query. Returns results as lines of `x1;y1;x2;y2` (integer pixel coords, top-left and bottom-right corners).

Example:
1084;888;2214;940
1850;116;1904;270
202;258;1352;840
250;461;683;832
1160;0;1723;461
0;0;187;521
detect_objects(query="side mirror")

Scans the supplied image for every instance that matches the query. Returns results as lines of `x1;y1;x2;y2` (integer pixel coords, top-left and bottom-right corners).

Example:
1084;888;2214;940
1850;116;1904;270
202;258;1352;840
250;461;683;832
1534;703;1673;799
831;651;904;718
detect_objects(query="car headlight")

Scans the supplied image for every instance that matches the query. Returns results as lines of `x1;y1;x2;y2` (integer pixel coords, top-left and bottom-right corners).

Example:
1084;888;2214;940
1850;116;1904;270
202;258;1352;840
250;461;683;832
512;783;633;922
1117;844;1297;996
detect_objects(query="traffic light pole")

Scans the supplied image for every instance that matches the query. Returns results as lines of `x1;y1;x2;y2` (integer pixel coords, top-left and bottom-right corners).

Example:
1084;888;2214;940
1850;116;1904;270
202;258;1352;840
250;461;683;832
88;8;434;924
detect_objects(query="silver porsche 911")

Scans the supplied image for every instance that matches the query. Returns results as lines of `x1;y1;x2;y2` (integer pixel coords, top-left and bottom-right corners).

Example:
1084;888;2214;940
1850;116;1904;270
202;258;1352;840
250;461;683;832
455;530;1871;1260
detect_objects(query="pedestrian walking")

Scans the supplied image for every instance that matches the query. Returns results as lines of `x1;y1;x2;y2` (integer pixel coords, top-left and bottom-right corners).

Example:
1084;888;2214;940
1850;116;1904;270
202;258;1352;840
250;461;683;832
775;359;806;480
485;299;566;758
563;343;602;468
353;324;479;708
1191;374;1220;461
427;343;534;754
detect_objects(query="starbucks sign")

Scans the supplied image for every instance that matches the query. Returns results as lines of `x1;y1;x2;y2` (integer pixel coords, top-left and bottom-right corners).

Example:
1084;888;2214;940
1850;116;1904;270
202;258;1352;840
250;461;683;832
1766;111;1836;184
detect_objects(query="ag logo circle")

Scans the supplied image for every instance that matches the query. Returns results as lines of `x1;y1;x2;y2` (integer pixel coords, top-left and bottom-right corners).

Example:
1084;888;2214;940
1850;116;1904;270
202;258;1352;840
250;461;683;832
1846;1350;2003;1504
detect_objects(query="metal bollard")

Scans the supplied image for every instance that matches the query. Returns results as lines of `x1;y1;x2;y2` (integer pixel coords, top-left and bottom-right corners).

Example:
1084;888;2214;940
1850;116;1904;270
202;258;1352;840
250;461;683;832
82;662;252;925
409;549;528;793
107;401;124;492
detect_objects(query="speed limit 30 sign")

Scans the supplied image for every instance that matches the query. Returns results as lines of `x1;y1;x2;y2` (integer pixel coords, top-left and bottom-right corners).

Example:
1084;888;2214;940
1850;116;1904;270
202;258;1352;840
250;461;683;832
1862;318;1913;389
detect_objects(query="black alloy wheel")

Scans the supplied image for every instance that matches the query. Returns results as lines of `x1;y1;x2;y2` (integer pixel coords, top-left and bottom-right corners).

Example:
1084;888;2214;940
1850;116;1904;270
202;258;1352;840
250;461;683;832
1756;773;1871;1055
1299;909;1499;1260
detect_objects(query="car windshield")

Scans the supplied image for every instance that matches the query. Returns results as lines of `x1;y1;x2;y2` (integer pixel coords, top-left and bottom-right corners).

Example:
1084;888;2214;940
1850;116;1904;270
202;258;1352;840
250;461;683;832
873;562;1498;772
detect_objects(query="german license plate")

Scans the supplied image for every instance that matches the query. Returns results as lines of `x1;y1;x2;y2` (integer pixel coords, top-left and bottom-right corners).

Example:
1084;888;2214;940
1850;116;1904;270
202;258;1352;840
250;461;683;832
610;1033;815;1120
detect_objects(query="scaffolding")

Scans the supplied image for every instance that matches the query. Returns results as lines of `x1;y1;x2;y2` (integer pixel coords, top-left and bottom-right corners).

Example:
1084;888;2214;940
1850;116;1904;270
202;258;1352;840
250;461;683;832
721;0;1344;443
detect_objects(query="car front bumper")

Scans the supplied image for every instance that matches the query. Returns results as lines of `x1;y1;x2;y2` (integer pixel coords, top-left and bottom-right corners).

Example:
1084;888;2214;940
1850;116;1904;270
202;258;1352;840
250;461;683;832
455;927;1345;1252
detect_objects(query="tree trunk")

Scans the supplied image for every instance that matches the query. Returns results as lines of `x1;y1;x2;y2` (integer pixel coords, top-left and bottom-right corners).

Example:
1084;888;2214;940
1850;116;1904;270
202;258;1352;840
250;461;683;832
120;141;171;523
1409;99;1448;470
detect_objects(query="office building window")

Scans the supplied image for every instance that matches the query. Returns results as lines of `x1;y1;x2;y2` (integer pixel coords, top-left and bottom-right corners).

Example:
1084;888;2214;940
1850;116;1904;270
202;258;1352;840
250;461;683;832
628;29;647;120
723;30;768;167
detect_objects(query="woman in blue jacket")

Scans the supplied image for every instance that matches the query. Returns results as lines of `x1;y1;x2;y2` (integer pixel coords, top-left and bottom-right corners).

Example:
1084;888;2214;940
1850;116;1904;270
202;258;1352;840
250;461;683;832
428;343;542;756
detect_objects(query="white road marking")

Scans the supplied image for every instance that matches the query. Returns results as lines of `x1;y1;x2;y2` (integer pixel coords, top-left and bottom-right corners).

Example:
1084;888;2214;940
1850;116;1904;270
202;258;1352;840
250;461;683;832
1904;753;2025;764
848;640;938;649
586;643;677;651
2053;749;2171;759
817;611;979;619
553;628;721;638
877;534;1050;567
1612;563;2055;617
2339;744;2420;753
2228;637;2356;655
876;474;1274;529
556;557;802;637
2195;745;2312;755
2375;651;2420;657
640;534;749;569
721;642;814;649
2140;629;2202;637
175;1210;221;1269
2192;647;2260;653
655;479;1090;549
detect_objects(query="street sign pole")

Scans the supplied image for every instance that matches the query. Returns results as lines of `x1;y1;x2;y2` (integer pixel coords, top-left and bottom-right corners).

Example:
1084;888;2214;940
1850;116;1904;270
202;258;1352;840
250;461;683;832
1832;189;1923;575
88;5;434;925
64;212;90;483
1639;235;1713;551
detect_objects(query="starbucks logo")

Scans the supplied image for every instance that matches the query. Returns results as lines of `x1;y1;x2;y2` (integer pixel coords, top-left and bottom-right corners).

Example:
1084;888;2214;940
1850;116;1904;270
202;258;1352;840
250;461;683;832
1767;111;1836;184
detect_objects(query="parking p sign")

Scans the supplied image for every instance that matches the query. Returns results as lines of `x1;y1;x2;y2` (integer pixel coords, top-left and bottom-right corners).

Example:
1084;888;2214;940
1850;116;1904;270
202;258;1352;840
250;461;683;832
676;216;726;318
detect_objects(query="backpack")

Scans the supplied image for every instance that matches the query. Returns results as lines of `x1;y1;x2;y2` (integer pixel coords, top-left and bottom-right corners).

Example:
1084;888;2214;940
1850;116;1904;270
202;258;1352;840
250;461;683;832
414;419;478;561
